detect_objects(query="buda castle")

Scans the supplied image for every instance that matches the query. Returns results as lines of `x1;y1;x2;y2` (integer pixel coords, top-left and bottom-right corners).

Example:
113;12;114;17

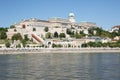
7;13;99;48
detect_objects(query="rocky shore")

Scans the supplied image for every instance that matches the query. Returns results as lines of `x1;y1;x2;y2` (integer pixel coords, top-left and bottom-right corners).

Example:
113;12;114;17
0;48;120;54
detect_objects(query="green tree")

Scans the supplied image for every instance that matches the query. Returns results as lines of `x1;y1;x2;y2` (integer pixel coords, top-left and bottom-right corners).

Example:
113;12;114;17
81;43;88;47
10;25;15;28
52;43;62;48
88;29;93;35
111;32;118;38
44;27;49;32
75;32;82;39
21;39;26;47
102;43;108;47
45;32;52;39
66;28;72;34
0;27;8;32
96;42;102;47
59;33;66;38
116;40;120;47
0;31;7;39
24;34;29;41
33;28;36;31
52;43;56;48
12;33;23;41
16;44;21;48
88;27;112;38
87;42;95;47
80;31;86;37
5;41;10;48
57;44;62;48
70;31;75;37
80;30;84;34
68;44;71;48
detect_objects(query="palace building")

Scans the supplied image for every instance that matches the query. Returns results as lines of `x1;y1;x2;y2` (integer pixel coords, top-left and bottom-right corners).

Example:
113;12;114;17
7;13;99;48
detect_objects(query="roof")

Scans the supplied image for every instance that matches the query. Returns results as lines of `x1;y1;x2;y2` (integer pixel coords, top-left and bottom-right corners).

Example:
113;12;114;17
112;25;120;28
22;18;49;23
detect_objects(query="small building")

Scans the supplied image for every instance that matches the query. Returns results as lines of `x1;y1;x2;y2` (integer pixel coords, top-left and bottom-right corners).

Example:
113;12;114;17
113;36;120;41
101;37;111;43
83;36;102;43
111;25;120;33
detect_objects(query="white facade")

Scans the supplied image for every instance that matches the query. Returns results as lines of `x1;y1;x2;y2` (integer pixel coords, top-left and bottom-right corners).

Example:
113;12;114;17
7;13;99;47
111;25;120;32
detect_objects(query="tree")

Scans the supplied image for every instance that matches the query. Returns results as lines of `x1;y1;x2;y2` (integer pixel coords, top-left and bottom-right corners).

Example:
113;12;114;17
80;31;86;36
5;41;10;48
75;32;82;39
45;32;52;39
54;32;58;38
52;43;56;48
70;31;75;37
57;44;62;48
68;44;71;48
0;31;7;39
80;30;84;34
33;28;36;31
0;27;8;32
21;39;26;47
16;44;21;48
81;43;87;47
10;25;15;28
59;33;66;38
52;43;62;48
0;27;8;40
88;28;94;35
24;34;29;41
44;27;49;32
12;33;23;41
87;42;95;47
102;43;108;47
66;28;72;34
111;32;118;38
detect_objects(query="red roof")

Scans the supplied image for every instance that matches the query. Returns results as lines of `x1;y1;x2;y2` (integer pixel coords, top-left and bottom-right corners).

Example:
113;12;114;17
112;25;120;28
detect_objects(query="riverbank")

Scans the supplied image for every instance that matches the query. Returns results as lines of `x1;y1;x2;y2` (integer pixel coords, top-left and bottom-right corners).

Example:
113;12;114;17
0;48;120;54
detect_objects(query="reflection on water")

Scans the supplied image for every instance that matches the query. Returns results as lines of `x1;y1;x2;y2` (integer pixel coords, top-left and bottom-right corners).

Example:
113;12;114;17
0;53;120;80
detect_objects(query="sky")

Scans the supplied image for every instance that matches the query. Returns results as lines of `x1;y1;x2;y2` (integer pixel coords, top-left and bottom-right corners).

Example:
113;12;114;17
0;0;120;30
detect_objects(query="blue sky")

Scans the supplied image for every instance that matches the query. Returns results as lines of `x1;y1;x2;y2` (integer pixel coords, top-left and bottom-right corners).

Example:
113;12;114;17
0;0;120;30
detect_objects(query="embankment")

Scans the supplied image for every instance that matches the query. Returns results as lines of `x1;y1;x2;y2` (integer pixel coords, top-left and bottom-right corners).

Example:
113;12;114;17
0;48;120;54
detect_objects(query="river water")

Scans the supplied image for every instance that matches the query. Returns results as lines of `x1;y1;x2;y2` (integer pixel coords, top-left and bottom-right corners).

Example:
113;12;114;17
0;53;120;80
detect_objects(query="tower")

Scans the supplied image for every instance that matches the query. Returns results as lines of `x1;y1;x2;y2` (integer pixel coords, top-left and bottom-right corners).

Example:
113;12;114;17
68;13;76;23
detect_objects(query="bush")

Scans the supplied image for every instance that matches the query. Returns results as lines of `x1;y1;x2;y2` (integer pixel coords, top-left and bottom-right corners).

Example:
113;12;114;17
52;43;56;48
0;31;7;39
81;43;87;47
59;33;66;38
33;28;36;31
45;32;52;39
44;27;49;32
12;33;23;41
5;42;10;48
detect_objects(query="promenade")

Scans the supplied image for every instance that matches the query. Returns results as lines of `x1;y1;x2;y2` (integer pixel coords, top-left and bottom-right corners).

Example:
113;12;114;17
0;48;120;54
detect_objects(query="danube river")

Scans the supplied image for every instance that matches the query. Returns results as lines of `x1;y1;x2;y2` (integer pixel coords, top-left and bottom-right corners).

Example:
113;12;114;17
0;53;120;80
